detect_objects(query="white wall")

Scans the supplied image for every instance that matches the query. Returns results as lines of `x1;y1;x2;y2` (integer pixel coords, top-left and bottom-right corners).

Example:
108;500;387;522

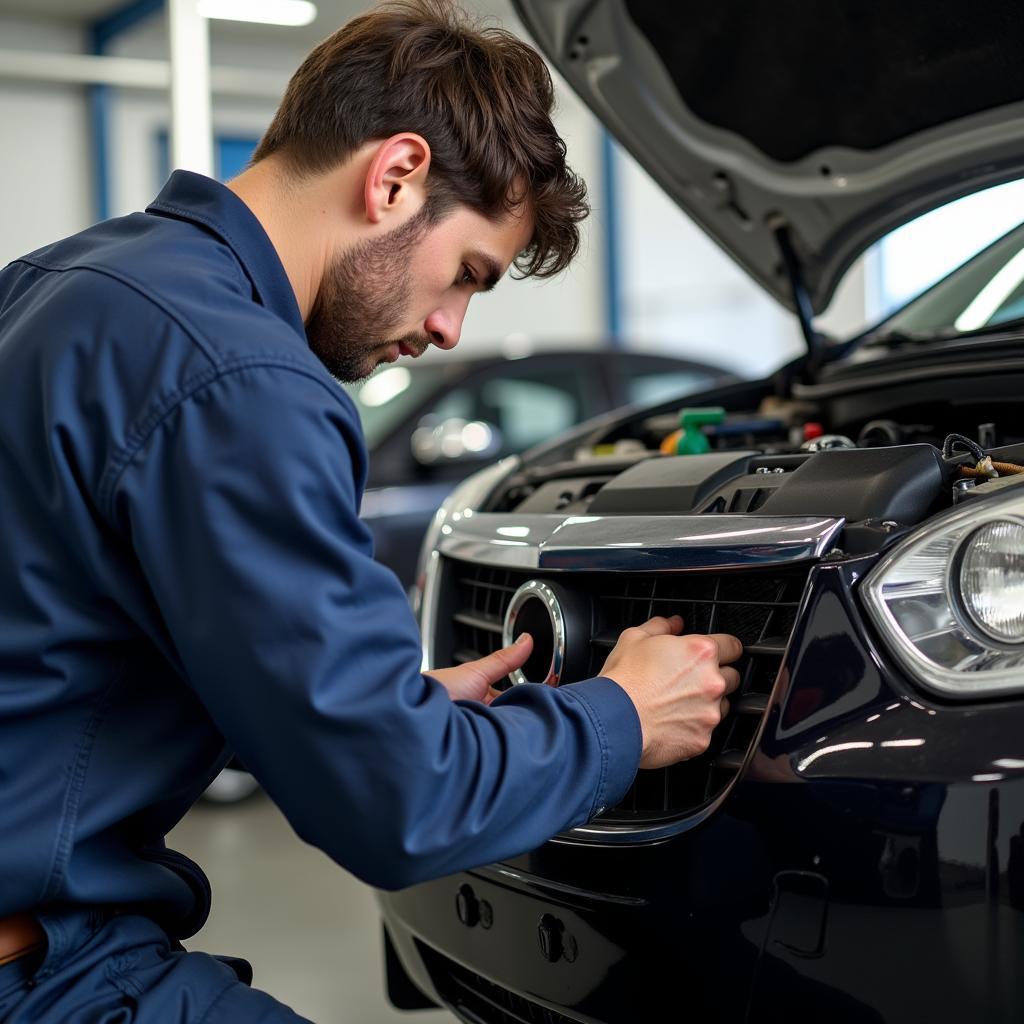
0;16;92;267
614;143;805;376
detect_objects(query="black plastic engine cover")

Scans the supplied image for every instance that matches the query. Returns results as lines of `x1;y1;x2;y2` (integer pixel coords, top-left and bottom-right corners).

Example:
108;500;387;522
584;444;947;524
757;444;946;523
587;452;758;515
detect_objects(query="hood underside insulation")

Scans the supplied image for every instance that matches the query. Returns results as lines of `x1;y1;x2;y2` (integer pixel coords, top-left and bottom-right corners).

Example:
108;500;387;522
624;0;1024;162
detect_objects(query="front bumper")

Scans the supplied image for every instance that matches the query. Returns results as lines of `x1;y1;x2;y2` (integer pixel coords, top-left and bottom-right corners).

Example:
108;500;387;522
380;559;1024;1023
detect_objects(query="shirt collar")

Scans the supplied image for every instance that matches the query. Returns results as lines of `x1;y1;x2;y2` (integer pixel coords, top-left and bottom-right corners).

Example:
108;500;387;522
146;170;306;338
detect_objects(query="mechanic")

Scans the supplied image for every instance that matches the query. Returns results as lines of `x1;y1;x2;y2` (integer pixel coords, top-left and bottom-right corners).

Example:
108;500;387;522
0;1;742;1020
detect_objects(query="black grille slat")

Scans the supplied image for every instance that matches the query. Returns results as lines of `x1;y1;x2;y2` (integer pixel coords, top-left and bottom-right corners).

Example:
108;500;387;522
590;629;793;651
735;693;768;716
706;574;722;633
712;749;747;773
744;639;788;657
453;611;504;635
443;559;811;825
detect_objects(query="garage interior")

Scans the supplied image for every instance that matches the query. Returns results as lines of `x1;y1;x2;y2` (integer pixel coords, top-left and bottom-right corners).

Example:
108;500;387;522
3;2;1023;1022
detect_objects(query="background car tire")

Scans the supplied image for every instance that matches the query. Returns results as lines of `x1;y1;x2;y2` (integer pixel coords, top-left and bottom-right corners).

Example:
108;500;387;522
202;766;261;804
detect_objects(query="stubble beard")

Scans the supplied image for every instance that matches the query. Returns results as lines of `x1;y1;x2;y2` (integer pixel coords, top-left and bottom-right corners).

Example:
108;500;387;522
305;208;433;383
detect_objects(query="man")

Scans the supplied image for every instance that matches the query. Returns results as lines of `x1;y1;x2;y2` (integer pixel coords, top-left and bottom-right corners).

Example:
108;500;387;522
0;1;742;1020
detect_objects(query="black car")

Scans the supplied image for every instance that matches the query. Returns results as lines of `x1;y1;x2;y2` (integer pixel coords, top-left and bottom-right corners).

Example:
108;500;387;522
377;2;1024;1022
350;348;730;587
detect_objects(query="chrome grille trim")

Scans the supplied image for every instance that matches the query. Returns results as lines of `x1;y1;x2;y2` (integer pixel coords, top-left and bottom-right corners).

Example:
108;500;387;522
419;512;841;843
435;513;845;571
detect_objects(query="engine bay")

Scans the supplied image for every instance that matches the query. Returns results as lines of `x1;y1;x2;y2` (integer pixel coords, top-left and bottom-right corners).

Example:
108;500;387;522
486;379;1024;550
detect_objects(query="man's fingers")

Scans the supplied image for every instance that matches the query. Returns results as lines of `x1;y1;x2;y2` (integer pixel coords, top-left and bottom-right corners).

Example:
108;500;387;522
720;696;730;718
633;614;684;637
709;633;744;665
721;666;741;693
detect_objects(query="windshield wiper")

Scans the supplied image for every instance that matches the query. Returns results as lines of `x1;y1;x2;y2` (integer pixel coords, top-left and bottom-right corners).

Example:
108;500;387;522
863;327;959;348
865;318;1024;348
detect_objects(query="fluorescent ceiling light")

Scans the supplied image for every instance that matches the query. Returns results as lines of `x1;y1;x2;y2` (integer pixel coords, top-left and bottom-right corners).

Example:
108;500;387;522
197;0;318;27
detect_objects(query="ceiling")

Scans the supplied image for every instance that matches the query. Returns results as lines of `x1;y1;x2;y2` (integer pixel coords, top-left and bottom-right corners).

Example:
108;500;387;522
0;0;517;49
0;0;120;16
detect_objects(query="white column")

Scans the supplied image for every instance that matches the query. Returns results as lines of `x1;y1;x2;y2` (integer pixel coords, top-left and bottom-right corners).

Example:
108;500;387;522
167;0;213;176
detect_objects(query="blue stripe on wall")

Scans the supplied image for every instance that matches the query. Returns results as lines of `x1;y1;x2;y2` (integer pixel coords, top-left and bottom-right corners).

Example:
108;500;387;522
600;130;624;347
89;0;166;222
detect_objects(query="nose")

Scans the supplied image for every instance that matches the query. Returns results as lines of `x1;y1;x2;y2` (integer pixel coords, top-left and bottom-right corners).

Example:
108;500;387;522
424;297;469;351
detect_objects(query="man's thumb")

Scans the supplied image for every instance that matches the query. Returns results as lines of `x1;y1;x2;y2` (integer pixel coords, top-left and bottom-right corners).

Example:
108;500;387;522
475;632;533;685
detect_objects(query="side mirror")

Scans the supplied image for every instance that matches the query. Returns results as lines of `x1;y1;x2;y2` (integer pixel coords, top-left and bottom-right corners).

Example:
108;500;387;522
411;416;503;466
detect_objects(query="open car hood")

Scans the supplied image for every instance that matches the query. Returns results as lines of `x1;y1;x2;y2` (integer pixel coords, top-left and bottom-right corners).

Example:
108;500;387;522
513;0;1024;315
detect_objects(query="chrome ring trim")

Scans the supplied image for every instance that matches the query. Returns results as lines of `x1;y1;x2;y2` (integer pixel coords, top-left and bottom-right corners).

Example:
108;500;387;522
502;580;566;685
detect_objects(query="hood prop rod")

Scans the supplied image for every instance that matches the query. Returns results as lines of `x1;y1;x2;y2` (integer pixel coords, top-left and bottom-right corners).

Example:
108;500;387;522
774;224;824;379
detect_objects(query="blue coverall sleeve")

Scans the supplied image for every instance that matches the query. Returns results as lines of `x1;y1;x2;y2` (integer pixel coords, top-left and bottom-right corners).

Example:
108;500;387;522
107;361;641;889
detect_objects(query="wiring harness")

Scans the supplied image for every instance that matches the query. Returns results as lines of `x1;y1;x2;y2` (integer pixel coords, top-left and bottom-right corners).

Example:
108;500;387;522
943;432;1024;479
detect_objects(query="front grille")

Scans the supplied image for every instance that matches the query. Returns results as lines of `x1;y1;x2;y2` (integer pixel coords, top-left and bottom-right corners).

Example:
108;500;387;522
420;944;581;1024
438;559;810;825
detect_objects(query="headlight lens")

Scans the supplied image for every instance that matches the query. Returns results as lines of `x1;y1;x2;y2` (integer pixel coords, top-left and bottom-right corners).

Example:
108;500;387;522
960;520;1024;643
862;487;1024;698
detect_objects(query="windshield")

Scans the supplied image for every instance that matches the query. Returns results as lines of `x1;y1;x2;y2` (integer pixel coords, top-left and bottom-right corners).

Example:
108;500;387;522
871;220;1024;341
342;364;449;449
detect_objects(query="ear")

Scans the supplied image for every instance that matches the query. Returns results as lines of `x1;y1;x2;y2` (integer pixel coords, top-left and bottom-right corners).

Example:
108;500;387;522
363;133;432;225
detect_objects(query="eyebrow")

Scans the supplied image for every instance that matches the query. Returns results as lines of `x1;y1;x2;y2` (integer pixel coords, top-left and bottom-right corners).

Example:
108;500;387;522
469;251;503;293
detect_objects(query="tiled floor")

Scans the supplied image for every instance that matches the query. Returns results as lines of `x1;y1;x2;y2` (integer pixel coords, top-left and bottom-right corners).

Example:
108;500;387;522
168;795;452;1024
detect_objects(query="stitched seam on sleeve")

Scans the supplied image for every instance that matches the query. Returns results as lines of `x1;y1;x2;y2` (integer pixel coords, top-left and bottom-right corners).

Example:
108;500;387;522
97;358;359;523
558;686;610;820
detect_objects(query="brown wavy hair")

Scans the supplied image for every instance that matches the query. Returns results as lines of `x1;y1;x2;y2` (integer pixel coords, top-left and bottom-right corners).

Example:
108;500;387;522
252;0;588;278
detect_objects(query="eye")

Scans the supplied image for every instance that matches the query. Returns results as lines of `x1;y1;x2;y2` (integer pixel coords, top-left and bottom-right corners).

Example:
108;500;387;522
457;264;477;287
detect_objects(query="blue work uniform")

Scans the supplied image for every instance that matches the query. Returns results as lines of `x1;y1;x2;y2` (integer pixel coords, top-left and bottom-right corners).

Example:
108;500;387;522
0;171;641;1021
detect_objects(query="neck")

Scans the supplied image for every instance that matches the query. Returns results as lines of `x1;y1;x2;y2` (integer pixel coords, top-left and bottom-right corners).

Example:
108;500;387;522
227;156;332;322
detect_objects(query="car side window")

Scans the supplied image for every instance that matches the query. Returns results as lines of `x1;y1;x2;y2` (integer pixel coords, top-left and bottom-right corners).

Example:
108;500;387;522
427;388;475;424
425;369;585;454
627;370;714;406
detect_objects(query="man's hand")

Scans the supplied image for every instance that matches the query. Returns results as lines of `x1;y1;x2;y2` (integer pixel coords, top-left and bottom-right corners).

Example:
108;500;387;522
599;615;742;769
429;634;535;703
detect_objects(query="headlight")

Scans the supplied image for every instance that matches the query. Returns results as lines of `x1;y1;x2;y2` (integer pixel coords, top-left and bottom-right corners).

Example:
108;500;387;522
862;486;1024;698
959;520;1024;643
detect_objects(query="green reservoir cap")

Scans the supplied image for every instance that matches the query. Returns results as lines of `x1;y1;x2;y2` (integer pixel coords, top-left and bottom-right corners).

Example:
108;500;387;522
676;407;726;455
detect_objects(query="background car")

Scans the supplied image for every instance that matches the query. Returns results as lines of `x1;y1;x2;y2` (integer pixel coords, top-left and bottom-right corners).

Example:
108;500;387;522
376;2;1024;1021
349;346;732;587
